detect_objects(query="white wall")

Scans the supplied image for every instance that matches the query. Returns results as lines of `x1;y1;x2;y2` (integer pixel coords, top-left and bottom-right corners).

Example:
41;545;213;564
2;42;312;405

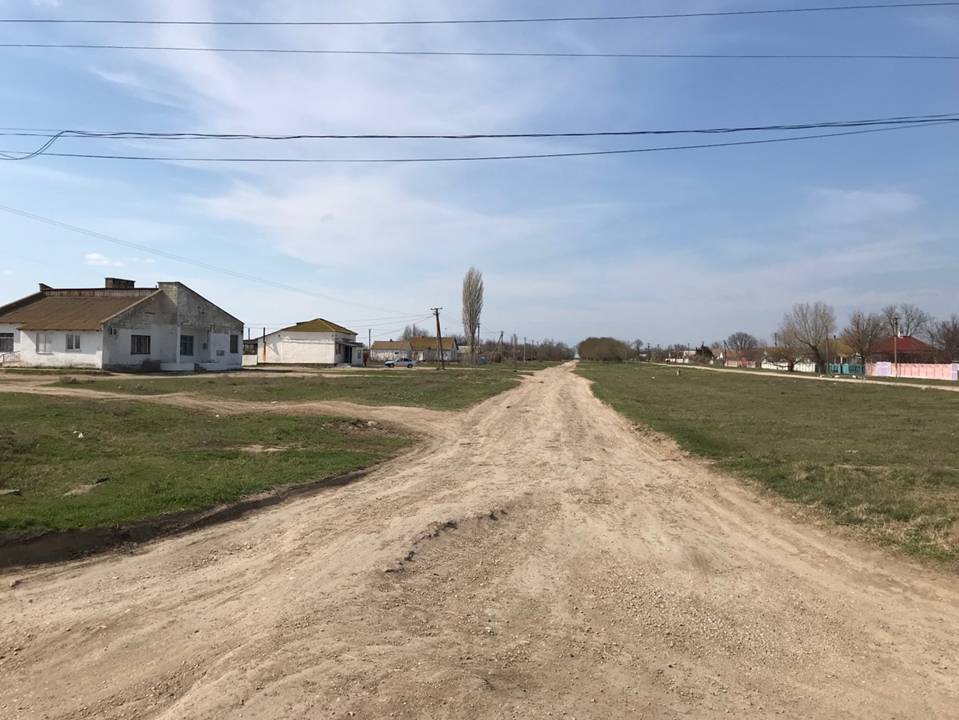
264;331;360;365
14;329;103;368
371;348;410;361
203;331;242;370
102;325;178;370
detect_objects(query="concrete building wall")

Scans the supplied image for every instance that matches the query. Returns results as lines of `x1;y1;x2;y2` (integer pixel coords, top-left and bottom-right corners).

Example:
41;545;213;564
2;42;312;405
10;328;103;368
100;285;242;371
263;331;361;365
2;282;243;372
370;348;411;362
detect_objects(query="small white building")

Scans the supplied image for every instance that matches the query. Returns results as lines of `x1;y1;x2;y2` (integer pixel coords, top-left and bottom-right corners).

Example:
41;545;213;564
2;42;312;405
259;318;363;366
0;278;243;372
370;339;413;363
408;336;459;363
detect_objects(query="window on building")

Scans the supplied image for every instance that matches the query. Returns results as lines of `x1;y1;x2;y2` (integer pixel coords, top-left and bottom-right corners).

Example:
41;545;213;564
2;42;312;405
180;334;194;356
131;334;151;355
0;333;13;353
36;333;53;354
230;334;239;354
66;334;81;351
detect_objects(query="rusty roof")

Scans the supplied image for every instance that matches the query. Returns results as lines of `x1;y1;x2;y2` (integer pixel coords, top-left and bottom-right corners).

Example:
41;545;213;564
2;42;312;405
277;318;356;335
875;335;935;355
408;336;457;351
371;340;412;350
0;291;160;330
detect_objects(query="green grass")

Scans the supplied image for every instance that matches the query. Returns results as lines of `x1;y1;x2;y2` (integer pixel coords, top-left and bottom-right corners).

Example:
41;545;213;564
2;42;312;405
51;365;534;410
578;362;959;566
0;393;411;536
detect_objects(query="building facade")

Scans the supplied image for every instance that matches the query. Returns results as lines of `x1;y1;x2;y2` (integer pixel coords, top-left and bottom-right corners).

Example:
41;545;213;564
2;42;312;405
0;278;243;372
370;339;413;363
259;318;363;366
408;336;459;363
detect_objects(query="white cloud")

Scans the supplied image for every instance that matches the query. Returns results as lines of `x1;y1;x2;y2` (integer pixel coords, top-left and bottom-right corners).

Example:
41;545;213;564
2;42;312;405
807;188;922;226
1;269;12;276
84;252;124;268
192;173;570;270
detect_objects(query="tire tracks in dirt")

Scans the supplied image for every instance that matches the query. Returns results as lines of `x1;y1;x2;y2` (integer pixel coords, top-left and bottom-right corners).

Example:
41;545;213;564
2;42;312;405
1;364;957;718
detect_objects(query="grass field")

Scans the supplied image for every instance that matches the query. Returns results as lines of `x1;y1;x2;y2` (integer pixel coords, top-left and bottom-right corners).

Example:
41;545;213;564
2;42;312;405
578;362;959;565
50;365;539;411
0;393;410;536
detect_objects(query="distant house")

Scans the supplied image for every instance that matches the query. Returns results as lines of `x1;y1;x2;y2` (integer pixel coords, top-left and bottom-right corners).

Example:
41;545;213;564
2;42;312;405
370;339;413;363
720;350;757;369
260;318;363;366
408;336;459;363
0;278;243;371
665;349;697;365
872;335;935;363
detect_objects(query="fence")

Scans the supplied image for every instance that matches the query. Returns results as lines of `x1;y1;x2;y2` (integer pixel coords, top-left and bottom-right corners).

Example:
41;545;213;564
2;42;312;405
828;363;865;376
867;362;959;381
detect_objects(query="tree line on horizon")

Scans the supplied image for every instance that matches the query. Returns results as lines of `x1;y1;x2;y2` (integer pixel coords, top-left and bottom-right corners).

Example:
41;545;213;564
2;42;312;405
576;303;959;368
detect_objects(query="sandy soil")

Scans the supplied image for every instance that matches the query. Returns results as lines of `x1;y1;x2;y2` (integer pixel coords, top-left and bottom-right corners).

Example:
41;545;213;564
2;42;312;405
1;364;957;719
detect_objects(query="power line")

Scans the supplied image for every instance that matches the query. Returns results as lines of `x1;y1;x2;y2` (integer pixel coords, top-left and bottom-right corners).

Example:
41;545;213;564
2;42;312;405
0;113;956;145
1;3;956;26
0;203;421;316
247;315;434;329
0;122;954;164
2;43;958;61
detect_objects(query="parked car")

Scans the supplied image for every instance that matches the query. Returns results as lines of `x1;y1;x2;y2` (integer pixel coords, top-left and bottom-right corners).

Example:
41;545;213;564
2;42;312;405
384;358;416;369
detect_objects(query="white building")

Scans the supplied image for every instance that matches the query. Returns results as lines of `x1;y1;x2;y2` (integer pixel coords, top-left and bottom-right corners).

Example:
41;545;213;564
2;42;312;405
258;318;364;366
370;339;413;363
0;278;243;372
408;336;459;363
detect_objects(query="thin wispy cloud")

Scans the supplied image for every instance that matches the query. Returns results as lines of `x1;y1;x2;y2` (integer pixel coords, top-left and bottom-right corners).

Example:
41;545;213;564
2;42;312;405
0;0;955;343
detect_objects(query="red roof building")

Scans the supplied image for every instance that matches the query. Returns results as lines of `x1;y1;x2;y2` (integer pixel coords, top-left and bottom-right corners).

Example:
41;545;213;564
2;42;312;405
873;335;935;362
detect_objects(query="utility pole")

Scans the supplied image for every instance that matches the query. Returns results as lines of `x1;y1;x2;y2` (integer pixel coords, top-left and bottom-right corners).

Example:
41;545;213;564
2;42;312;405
497;331;504;362
261;327;266;363
431;307;446;370
523;336;527;364
893;315;900;378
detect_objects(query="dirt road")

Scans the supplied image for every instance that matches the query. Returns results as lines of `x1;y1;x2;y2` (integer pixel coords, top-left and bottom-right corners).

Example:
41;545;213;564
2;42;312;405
2;364;957;718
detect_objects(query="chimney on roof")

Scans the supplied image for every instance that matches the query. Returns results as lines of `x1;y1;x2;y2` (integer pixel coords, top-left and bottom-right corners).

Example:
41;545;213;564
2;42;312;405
105;277;135;289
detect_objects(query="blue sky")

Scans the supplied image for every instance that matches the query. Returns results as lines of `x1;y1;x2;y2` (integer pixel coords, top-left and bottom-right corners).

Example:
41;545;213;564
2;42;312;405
0;0;957;346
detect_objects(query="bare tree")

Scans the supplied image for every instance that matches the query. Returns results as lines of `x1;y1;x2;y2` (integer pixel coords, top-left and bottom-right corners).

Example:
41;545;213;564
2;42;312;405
400;323;431;340
842;311;885;365
778;302;836;372
726;332;760;362
881;303;932;337
928;315;959;362
461;267;484;364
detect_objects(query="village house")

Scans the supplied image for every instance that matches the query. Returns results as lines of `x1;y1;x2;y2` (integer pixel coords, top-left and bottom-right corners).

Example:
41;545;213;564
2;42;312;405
872;335;936;363
0;278;243;371
258;318;363;366
370;339;413;363
408;336;459;363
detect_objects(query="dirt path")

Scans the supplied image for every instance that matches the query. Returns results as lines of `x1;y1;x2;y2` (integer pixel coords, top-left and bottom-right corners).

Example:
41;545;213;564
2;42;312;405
2;364;957;719
0;379;450;438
